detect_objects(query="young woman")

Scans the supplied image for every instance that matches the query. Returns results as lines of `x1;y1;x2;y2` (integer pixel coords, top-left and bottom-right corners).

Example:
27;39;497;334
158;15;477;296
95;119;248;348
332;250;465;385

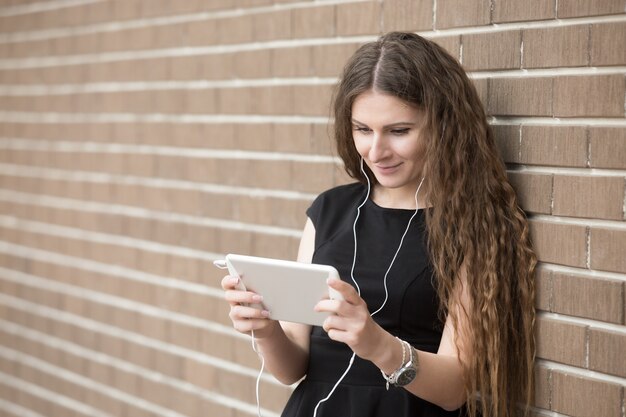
222;32;536;417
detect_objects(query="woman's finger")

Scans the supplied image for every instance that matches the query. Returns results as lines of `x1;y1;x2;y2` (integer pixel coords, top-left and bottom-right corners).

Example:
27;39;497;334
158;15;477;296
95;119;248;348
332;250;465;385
322;314;344;333
327;278;363;306
224;290;264;305
314;299;343;313
230;304;270;320
220;275;240;290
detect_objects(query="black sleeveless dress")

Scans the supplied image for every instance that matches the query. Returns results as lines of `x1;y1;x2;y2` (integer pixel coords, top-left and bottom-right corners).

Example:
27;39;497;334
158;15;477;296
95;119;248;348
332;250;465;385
281;183;464;417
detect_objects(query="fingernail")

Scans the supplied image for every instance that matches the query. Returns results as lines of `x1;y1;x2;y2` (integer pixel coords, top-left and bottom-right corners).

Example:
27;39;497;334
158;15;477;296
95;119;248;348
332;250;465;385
252;294;263;302
230;276;239;284
261;310;270;317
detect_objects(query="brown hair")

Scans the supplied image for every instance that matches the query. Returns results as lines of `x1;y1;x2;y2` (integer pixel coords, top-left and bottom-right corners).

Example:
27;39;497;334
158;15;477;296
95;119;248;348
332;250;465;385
333;32;536;417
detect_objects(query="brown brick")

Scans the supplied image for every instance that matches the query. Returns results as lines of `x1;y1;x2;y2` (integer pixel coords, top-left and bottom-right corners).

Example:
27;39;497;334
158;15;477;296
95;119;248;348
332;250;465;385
272;123;315;154
436;0;490;29
523;26;589;68
218;86;294;115
292;84;335;117
589;127;626;169
168;56;199;80
235;123;273;151
107;60;139;82
471;78;489;108
217;15;255;44
382;0;433;32
553;75;625;118
590;227;626;273
336;2;382;36
529;220;587;268
152;89;185;114
591;22;626;66
553;272;623;324
535;268;552;311
507;171;552;214
553;176;624;220
152;23;187;49
493;0;555;22
432;36;461;61
74;33;101;55
551;371;622;417
233;50;272;79
235;0;273;7
488;77;552;116
291;160;335;193
185;89;218;114
535;315;587;366
520;126;587;167
113;0;141;20
272;46;313;77
557;0;625;18
125;27;154;51
246;159;293;189
312;43;361;77
199;53;235;80
292;5;335;38
589;328;626;378
462;30;521;71
253;9;291;41
492;124;520;163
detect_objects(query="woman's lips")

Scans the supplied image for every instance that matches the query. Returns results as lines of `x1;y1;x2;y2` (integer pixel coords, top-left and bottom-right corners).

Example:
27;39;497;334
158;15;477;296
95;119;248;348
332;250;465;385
374;163;402;174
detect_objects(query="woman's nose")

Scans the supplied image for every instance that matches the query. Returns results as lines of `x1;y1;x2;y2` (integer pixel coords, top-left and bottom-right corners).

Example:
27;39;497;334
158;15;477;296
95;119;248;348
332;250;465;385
368;133;388;162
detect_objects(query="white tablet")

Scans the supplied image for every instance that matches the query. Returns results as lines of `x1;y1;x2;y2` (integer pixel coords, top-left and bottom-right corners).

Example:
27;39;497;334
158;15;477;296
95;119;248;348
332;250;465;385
217;253;342;326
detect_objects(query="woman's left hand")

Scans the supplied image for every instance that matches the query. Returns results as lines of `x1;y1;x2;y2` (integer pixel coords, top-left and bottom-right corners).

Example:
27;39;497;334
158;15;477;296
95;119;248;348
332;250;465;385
315;278;387;361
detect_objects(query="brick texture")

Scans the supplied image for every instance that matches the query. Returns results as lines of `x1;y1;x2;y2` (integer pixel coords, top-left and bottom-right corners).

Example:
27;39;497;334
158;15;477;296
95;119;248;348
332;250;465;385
552;176;625;220
436;0;490;29
552;272;624;324
382;0;433;32
553;75;625;117
588;127;626;169
492;0;555;23
523;26;590;68
520;126;587;167
535;316;587;366
551;371;623;417
462;30;521;70
0;1;624;417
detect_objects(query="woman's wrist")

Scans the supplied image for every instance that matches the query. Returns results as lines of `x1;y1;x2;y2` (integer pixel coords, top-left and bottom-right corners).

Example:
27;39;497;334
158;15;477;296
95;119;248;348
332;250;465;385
370;330;405;374
250;319;281;340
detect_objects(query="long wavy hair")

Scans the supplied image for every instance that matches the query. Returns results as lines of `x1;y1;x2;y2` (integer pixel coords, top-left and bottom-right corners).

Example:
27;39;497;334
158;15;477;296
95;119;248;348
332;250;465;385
333;32;536;417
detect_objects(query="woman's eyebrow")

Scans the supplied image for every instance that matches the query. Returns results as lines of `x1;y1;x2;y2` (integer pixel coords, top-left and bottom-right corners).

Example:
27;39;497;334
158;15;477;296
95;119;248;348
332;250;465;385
351;118;416;128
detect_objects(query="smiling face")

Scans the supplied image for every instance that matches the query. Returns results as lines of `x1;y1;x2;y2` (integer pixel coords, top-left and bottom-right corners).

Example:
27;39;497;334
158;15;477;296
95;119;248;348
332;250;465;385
351;89;428;208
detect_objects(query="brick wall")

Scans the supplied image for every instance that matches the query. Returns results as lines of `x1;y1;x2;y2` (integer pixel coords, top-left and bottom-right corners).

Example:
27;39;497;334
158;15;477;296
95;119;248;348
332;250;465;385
0;1;623;416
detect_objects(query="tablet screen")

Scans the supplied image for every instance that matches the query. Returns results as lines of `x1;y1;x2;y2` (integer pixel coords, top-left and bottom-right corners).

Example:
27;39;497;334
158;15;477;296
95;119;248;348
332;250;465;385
225;254;341;326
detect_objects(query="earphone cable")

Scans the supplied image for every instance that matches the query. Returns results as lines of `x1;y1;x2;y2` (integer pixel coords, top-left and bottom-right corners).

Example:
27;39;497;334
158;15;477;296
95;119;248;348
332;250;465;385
251;329;265;417
313;159;424;416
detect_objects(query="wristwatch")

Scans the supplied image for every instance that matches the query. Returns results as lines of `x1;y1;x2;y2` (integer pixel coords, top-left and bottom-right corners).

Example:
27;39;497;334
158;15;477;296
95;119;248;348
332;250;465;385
381;338;419;389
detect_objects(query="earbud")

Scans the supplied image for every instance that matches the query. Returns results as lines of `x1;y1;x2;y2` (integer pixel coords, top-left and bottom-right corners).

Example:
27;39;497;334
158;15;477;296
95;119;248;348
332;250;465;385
213;260;227;269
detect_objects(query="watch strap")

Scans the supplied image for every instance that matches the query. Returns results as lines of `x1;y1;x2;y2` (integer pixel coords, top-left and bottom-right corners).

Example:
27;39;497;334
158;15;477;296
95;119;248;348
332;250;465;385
381;337;406;390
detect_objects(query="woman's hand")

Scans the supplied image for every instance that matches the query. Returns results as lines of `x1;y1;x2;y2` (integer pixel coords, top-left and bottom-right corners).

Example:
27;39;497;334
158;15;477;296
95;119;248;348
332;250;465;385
221;275;279;339
315;278;388;361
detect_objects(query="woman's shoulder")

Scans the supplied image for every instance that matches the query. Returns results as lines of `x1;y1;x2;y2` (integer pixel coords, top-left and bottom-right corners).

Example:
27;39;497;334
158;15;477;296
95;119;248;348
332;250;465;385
306;182;366;225
315;182;366;205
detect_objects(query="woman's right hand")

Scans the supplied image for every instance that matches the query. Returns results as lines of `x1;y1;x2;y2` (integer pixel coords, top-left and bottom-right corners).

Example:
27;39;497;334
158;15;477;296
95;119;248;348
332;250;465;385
221;275;279;338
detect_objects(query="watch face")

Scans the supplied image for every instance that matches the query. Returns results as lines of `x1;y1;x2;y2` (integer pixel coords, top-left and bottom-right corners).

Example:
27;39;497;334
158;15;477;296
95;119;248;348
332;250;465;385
396;367;417;386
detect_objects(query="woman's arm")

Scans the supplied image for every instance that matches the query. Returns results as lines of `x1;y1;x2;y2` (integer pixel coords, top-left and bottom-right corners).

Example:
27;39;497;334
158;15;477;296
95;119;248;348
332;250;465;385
317;265;472;410
221;218;316;385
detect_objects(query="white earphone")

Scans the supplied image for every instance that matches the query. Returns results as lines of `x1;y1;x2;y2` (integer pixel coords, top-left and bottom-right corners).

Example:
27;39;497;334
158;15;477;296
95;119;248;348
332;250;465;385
312;158;424;417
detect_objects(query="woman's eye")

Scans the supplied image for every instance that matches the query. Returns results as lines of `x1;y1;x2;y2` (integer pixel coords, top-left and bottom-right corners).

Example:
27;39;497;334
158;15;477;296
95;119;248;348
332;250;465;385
391;128;410;135
354;126;372;133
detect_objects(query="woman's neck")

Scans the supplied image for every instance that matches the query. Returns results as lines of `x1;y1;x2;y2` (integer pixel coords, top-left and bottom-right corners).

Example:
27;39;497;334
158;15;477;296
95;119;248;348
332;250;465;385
371;184;428;210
